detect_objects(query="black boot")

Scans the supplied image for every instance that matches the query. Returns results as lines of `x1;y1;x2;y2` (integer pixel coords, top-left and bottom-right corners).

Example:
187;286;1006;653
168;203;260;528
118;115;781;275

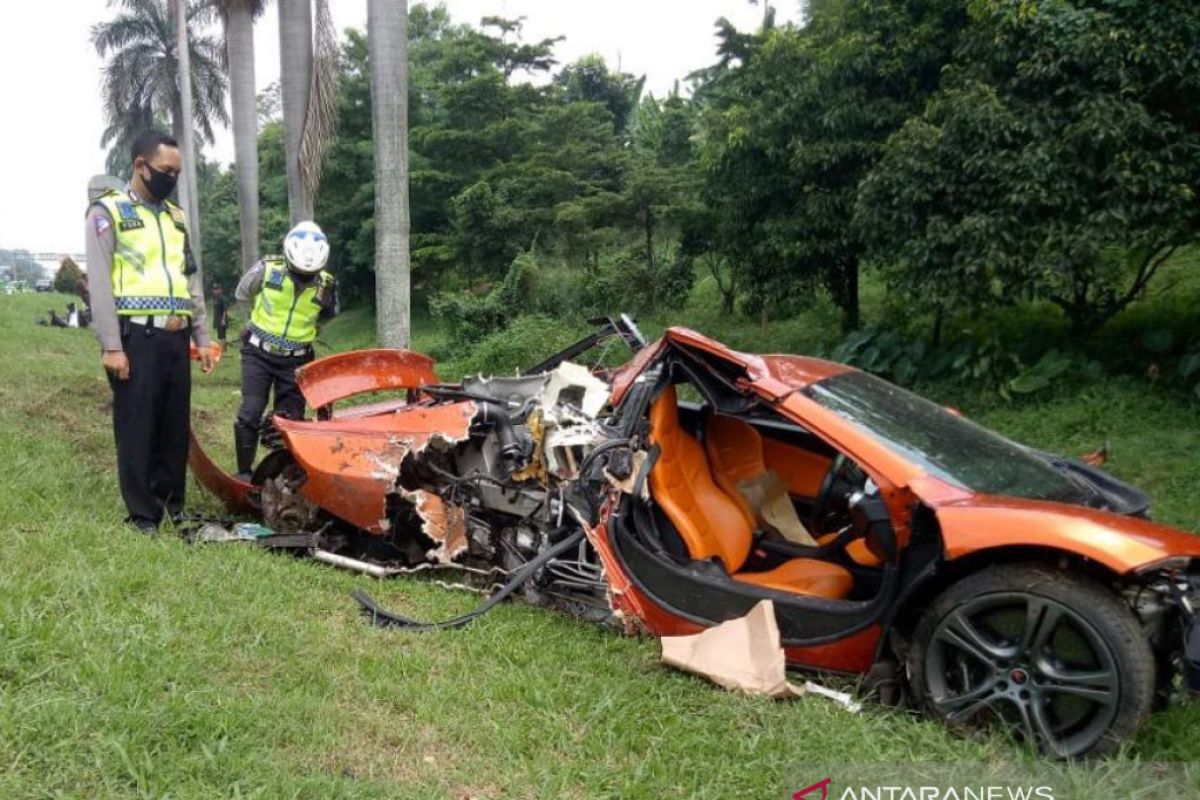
234;424;259;481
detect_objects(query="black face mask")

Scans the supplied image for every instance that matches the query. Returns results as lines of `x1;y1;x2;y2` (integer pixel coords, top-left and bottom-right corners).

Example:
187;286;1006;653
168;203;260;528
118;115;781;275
141;163;178;201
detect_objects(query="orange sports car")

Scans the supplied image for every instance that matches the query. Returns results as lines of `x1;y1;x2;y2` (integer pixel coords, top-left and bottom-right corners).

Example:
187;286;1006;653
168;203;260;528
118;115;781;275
192;317;1200;758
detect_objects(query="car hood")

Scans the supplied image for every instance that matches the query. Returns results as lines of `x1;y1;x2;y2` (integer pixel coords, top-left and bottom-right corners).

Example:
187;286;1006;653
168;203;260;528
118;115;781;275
907;475;1200;574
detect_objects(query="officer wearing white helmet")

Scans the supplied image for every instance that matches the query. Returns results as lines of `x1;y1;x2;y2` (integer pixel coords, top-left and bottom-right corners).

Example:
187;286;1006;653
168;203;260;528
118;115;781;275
232;221;337;479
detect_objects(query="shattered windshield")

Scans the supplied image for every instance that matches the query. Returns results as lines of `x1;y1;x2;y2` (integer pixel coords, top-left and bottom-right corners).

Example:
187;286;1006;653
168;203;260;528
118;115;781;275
805;372;1090;504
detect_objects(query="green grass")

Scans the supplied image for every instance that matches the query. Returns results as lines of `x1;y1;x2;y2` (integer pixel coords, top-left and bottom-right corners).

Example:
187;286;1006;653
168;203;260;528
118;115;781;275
2;291;1200;799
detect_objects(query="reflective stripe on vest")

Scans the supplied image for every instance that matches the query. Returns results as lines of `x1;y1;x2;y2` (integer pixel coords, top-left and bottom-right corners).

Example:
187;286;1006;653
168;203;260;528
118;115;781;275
95;191;192;316
249;259;331;348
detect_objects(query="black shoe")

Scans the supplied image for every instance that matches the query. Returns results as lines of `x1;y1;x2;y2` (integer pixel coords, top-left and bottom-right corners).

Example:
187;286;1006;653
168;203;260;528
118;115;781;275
127;519;159;536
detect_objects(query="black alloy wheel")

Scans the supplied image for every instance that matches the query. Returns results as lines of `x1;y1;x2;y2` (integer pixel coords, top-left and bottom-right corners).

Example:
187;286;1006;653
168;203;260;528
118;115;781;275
910;564;1155;758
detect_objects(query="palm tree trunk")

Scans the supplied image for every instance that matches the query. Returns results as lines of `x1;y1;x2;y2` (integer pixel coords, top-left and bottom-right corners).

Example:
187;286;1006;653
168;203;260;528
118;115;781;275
173;0;203;271
278;0;314;223
225;2;260;271
369;0;410;348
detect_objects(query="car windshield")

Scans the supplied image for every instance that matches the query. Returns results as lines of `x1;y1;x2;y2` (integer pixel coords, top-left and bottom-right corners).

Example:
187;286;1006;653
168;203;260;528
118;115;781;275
805;372;1089;503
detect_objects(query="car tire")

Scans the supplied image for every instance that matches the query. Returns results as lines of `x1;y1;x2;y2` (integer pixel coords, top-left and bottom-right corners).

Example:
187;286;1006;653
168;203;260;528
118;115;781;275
908;563;1154;758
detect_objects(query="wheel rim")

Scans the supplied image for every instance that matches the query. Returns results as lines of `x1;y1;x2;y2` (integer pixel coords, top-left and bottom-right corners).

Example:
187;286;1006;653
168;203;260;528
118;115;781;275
924;592;1120;757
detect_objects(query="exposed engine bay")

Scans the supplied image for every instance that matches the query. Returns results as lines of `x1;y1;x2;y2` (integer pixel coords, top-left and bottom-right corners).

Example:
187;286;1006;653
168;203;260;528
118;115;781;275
390;362;619;622
233;318;659;627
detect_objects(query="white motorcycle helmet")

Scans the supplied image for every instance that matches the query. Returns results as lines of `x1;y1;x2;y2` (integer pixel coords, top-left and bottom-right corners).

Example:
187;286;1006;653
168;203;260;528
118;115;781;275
283;221;330;275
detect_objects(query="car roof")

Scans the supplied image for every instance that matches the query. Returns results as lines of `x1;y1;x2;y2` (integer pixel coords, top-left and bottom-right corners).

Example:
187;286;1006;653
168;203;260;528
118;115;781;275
663;326;855;390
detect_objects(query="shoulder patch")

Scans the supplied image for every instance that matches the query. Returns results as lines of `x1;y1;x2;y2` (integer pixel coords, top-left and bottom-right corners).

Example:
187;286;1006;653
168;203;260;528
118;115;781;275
265;265;287;290
115;201;140;221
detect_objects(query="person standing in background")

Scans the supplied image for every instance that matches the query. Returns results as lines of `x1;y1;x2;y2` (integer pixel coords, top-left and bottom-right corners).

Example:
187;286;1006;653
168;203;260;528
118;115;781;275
212;284;230;349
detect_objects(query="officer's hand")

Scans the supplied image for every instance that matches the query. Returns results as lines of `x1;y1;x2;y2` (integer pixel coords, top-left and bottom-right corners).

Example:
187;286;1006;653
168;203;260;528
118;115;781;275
198;345;215;374
102;350;130;380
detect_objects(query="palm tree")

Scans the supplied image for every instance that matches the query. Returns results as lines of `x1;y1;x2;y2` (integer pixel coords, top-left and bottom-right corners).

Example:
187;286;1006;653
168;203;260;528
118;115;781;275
277;0;312;223
277;0;336;224
92;0;227;200
369;0;410;348
173;0;204;270
216;0;268;272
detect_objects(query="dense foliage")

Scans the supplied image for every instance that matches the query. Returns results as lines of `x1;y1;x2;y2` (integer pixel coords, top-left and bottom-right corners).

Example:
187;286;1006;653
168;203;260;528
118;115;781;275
198;0;1199;393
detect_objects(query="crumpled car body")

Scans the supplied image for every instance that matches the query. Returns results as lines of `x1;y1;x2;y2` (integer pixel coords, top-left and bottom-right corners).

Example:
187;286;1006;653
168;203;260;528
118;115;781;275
191;318;1200;758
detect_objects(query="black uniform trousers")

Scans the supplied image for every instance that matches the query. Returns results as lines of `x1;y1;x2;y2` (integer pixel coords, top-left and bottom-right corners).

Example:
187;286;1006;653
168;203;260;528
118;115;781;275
107;323;191;527
235;344;314;436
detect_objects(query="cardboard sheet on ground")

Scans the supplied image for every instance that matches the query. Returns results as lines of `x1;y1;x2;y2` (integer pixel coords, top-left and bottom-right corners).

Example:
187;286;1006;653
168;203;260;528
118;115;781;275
660;600;860;711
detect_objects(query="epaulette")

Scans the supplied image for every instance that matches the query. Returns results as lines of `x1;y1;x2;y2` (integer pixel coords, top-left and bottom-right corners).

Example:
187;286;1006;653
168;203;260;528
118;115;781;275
85;188;128;217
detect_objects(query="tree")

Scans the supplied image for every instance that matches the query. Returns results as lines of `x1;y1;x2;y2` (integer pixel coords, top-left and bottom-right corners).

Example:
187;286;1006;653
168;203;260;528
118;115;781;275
694;1;967;330
277;0;338;224
173;0;204;271
277;0;312;222
858;0;1200;333
54;257;86;295
556;54;645;136
370;0;411;348
216;0;268;272
93;0;227;177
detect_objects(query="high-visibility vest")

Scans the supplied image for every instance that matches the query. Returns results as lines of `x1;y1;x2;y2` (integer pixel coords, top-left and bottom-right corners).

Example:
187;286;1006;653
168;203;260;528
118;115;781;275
248;258;332;349
94;190;193;316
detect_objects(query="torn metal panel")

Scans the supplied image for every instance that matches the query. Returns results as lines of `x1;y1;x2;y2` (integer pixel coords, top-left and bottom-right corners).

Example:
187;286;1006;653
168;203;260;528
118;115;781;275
409;490;469;563
275;402;476;536
296;348;438;410
187;427;256;513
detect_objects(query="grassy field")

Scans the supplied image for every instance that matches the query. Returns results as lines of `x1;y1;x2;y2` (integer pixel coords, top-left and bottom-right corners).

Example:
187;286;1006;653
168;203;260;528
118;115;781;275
2;291;1199;799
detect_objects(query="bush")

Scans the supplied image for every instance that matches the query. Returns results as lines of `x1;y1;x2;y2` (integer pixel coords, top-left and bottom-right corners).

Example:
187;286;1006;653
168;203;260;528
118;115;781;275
829;326;1097;400
54;257;85;295
437;314;587;380
430;252;540;350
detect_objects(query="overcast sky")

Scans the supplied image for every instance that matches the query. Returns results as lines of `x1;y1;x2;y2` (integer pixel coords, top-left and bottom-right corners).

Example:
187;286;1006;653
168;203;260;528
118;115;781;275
0;1;799;258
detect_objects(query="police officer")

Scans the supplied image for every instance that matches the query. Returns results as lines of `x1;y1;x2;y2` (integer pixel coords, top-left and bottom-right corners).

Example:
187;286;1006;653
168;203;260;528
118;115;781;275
86;130;215;534
233;221;337;479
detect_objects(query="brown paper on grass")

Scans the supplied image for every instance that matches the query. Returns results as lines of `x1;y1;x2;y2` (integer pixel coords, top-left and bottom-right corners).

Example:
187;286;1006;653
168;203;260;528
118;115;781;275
660;600;801;698
660;600;863;711
737;472;817;547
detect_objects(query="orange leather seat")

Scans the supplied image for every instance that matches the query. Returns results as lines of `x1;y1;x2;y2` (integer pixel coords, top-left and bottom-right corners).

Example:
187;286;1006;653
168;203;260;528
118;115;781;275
647;386;853;599
704;414;766;522
706;415;884;568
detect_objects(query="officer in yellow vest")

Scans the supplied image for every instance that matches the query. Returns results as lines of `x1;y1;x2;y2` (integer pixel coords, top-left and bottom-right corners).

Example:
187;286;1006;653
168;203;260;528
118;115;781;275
85;130;215;534
233;221;337;479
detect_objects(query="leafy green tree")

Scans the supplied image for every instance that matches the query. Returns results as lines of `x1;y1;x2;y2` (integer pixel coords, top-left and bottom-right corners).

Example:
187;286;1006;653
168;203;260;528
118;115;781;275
858;0;1200;333
556;54;645;135
695;1;967;330
54;258;86;295
197;156;243;290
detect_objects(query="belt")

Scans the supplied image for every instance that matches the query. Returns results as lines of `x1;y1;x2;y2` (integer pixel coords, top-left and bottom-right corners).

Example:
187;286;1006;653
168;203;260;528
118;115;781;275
127;314;189;332
247;333;311;357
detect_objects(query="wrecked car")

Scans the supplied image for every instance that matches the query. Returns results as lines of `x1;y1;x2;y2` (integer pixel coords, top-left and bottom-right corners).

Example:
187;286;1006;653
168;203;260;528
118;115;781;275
191;316;1200;758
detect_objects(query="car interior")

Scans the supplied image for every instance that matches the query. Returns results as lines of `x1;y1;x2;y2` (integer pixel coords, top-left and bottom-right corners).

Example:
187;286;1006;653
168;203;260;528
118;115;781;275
611;346;896;616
